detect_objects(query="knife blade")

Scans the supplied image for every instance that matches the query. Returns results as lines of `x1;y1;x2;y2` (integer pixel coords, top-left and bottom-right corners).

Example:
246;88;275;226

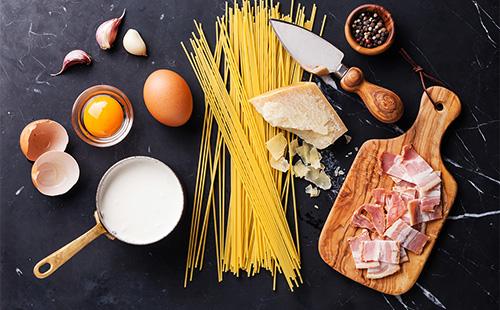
270;19;403;124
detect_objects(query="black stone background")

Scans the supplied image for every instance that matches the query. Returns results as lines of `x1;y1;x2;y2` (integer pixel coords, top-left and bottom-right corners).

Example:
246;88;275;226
0;0;498;309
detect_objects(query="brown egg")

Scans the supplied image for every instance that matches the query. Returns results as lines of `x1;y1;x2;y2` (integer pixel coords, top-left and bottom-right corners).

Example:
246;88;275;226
20;119;69;161
143;69;193;127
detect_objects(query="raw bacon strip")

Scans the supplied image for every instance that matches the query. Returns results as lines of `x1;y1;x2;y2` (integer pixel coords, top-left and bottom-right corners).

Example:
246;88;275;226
414;222;427;234
380;152;412;182
366;262;400;279
406;199;442;226
407;199;420;226
384;219;430;254
372;188;387;205
401;145;441;192
420;196;440;212
400;247;409;263
393;179;417;190
352;206;375;231
361;240;400;264
363;204;385;235
385;192;407;228
420;182;441;212
420;202;443;222
348;230;380;269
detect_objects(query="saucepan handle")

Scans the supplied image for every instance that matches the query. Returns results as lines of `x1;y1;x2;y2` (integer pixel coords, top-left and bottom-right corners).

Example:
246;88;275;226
33;222;107;279
340;66;404;123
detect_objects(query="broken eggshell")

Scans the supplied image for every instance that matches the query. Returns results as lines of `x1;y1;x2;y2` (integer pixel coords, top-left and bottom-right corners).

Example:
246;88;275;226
31;151;79;196
20;119;69;161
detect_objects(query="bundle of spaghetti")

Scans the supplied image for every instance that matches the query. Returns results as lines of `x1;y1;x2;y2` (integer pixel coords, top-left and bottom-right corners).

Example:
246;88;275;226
183;0;326;290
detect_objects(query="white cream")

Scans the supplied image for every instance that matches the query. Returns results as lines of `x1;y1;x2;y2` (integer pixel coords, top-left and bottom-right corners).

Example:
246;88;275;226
97;157;183;245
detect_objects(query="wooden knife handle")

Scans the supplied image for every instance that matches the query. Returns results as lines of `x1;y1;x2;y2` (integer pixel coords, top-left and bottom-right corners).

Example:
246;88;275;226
340;67;403;123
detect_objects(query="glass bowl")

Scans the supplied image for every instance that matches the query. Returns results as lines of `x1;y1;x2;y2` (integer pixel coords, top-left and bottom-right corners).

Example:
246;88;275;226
71;85;134;147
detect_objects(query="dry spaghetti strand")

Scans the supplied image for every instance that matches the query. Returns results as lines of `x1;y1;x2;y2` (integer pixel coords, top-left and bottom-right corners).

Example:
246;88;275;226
183;0;324;290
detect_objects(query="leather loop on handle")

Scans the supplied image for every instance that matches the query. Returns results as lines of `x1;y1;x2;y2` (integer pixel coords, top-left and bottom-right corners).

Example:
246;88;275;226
33;222;107;279
340;67;404;123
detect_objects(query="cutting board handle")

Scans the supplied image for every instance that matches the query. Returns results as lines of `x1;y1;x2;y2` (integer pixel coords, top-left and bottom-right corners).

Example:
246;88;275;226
408;86;461;144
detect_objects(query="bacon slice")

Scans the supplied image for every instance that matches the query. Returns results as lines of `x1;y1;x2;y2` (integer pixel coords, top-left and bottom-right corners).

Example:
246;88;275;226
385;192;407;228
393;180;418;204
380;152;411;182
419;182;441;212
352;206;375;231
361;240;400;264
351;203;385;235
384;219;430;254
407;199;420;226
401;145;441;192
406;199;442;226
348;230;380;269
366;262;400;279
393;179;417;191
363;204;385;235
414;222;427;234
381;145;441;195
400;246;409;263
372;188;387;205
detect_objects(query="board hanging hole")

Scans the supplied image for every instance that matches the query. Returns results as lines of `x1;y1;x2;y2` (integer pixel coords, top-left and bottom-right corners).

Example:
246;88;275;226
435;102;444;111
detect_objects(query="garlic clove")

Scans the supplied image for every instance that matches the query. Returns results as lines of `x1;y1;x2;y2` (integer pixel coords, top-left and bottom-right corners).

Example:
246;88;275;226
51;50;92;76
123;29;147;57
96;8;126;50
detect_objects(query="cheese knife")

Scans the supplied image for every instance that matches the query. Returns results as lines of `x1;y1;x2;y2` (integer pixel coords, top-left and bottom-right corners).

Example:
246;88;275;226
270;19;404;123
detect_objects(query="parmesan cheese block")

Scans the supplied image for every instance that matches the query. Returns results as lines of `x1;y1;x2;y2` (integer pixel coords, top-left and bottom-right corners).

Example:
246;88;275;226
249;82;347;149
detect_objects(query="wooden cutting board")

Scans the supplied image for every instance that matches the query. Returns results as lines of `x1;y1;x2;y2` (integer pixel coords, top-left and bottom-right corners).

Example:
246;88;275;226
318;86;461;295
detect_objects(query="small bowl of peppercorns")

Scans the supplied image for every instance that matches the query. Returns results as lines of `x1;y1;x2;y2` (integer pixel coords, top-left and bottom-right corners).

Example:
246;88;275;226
344;4;395;56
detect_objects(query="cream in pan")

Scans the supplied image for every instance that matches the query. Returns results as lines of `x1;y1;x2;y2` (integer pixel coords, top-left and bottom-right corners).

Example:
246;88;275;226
97;157;184;245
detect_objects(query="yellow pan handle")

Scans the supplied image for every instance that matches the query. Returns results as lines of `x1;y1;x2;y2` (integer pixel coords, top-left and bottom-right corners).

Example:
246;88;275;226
33;222;107;279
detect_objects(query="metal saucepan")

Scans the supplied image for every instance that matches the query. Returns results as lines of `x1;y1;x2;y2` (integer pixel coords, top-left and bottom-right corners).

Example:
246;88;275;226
33;156;184;279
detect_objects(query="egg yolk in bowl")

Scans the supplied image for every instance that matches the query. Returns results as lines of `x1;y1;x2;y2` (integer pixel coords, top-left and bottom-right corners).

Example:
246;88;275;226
83;95;124;138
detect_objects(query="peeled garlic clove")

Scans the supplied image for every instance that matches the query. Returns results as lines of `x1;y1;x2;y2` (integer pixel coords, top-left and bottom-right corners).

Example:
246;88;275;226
20;119;69;161
123;29;147;56
96;8;126;50
51;50;92;76
32;151;79;196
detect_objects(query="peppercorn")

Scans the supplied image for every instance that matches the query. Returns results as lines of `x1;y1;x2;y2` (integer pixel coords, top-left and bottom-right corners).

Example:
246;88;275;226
350;10;388;48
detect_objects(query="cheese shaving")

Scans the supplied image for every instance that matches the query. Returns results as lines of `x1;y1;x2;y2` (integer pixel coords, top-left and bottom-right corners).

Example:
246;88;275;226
309;147;322;169
269;155;289;172
266;133;287;160
305;168;332;190
345;134;352;144
293;160;310;178
296;143;311;165
290;139;299;158
305;184;320;197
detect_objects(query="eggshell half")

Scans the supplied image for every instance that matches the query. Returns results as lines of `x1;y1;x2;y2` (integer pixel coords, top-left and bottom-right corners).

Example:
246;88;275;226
20;119;69;161
31;151;79;196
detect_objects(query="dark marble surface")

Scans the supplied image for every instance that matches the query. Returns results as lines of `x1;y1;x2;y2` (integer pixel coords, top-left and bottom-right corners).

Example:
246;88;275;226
0;0;498;309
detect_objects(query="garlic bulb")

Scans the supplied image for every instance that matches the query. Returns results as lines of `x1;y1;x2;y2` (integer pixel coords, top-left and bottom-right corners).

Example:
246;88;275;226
123;29;147;56
96;9;126;50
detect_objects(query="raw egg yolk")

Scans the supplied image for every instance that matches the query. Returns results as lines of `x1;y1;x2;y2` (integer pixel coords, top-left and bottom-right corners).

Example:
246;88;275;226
83;95;124;138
